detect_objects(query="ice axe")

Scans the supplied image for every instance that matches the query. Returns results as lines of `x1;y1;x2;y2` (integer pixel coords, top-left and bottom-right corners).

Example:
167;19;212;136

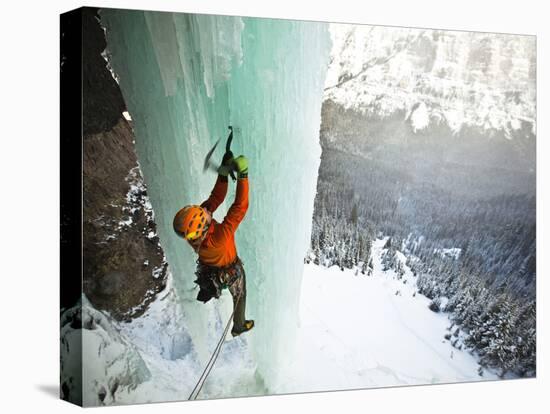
203;138;220;174
225;126;237;181
203;126;237;181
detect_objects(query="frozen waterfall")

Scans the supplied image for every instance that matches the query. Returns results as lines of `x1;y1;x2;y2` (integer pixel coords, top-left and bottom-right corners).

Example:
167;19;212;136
100;9;331;391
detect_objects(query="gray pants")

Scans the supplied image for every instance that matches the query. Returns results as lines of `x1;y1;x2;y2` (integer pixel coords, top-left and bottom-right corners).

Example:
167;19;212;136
219;259;247;331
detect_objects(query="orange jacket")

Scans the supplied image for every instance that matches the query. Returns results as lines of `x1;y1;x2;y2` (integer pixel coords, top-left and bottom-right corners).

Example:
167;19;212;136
198;175;249;267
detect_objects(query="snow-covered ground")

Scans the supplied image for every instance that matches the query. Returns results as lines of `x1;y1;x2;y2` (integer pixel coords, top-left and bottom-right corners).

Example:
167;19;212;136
281;239;497;393
62;276;264;406
111;276;263;404
62;238;496;406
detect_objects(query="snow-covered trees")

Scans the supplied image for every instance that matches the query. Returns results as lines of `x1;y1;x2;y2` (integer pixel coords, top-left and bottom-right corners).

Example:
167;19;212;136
416;263;536;376
309;140;535;378
460;295;535;377
309;176;374;271
380;237;395;271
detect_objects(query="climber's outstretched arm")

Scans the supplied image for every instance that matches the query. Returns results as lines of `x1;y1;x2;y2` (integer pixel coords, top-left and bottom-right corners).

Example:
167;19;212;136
200;175;228;213
222;177;249;233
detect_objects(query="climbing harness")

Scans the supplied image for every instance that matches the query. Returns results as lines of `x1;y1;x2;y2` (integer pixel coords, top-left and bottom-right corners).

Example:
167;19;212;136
194;257;244;303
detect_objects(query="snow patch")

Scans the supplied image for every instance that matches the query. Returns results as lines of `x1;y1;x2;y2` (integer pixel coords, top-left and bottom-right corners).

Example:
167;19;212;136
434;247;462;260
410;102;430;132
152;266;163;279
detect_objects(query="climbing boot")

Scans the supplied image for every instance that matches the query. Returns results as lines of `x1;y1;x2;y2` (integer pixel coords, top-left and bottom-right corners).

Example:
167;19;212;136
231;320;254;337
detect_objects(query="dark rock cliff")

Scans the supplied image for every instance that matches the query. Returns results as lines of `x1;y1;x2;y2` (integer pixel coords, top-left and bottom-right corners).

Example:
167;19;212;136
82;8;167;321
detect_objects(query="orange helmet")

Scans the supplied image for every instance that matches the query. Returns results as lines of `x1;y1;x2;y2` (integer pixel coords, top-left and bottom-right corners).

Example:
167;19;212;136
173;205;210;241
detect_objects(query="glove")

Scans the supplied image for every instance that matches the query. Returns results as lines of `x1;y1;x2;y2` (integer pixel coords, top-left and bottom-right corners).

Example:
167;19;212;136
233;155;248;178
217;151;234;177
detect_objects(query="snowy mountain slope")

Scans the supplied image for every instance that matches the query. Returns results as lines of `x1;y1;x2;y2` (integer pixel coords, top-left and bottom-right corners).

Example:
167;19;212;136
280;239;497;393
325;25;536;136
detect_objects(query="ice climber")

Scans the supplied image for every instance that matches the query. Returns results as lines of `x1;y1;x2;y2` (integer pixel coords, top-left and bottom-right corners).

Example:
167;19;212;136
172;154;254;337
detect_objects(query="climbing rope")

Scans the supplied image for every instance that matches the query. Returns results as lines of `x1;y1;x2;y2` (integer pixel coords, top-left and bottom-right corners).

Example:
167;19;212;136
188;293;242;401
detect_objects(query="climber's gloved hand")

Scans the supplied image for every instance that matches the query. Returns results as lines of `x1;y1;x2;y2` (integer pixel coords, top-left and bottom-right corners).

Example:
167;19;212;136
221;150;237;180
217;163;232;177
233;155;248;179
217;151;234;177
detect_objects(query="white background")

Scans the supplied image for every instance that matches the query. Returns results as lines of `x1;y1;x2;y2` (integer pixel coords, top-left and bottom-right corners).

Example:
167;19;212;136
0;0;547;412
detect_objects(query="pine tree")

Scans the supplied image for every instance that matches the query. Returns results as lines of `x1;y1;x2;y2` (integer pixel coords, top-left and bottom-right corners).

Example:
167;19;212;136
351;203;359;225
514;300;536;376
475;295;519;376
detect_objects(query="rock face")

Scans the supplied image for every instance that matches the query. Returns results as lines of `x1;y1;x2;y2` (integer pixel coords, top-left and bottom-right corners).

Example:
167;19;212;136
82;7;125;136
325;25;536;136
82;8;167;320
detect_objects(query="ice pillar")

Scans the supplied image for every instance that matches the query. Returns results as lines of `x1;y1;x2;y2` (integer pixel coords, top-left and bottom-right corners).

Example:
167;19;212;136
101;9;330;391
